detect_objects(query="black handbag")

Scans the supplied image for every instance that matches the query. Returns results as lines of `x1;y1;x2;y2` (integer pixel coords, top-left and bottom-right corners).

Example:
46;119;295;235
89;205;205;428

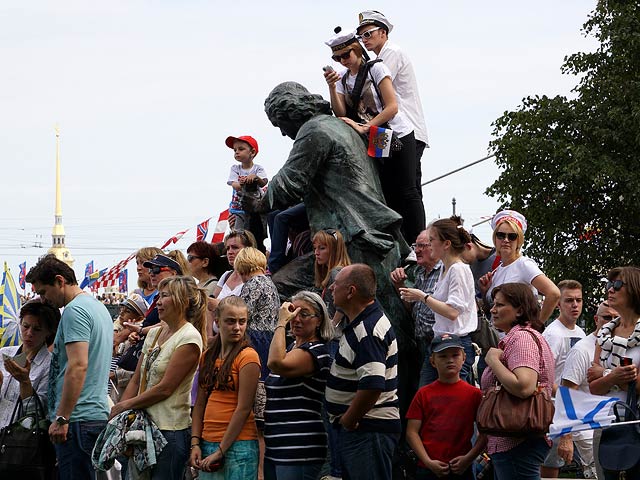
0;394;56;479
599;380;640;472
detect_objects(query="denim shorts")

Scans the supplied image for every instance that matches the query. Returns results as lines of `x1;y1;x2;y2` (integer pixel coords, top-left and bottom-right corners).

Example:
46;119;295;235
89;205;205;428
199;439;259;480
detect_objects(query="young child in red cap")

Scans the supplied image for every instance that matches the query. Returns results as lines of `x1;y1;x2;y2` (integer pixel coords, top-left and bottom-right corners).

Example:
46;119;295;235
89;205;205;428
225;135;268;232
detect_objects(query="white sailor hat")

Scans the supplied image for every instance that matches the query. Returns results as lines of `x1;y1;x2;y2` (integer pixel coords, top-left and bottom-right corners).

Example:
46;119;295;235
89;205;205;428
491;209;528;233
357;10;393;34
325;26;359;52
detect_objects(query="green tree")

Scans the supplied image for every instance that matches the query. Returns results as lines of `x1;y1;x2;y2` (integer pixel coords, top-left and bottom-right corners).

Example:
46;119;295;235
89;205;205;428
487;0;640;320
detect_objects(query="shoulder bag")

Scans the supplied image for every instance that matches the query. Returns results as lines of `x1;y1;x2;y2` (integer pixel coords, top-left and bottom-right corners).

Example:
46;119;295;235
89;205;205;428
599;380;640;472
0;394;56;479
476;328;555;436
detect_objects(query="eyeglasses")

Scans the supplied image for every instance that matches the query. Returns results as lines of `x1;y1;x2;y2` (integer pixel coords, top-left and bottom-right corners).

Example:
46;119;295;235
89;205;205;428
606;280;626;291
297;311;318;320
331;50;353;62
599;315;614;321
149;266;172;275
495;232;518;241
411;243;430;250
187;255;202;262
357;27;381;39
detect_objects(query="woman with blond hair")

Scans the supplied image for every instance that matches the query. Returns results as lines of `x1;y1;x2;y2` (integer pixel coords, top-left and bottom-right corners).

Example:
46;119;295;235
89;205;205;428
134;246;164;304
111;276;206;479
479;210;560;325
312;228;351;324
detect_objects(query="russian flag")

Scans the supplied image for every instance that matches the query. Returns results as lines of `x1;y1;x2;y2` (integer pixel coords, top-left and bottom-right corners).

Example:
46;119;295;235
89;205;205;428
368;125;393;158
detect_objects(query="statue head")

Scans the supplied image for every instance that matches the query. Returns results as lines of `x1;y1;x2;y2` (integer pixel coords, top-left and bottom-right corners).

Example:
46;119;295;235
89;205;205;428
264;82;332;139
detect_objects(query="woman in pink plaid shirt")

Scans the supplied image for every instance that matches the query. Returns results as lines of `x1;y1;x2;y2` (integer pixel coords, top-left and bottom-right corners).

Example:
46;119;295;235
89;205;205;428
481;282;555;480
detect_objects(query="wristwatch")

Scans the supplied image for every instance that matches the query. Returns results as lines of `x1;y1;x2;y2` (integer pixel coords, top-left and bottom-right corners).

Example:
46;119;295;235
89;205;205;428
55;415;69;425
423;294;430;304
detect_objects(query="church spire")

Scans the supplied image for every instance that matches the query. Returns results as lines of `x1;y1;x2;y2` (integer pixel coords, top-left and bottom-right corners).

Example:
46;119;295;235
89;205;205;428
48;125;74;267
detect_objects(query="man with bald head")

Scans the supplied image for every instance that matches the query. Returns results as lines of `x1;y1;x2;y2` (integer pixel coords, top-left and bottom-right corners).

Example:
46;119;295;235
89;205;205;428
556;301;619;480
325;264;401;480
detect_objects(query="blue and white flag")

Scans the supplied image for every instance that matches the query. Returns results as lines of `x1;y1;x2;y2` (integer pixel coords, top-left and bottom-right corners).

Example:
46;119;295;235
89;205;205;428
549;386;620;438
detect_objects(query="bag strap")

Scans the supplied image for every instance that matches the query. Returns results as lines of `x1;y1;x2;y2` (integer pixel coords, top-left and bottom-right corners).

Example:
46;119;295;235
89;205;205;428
494;327;547;388
344;59;383;122
138;328;162;394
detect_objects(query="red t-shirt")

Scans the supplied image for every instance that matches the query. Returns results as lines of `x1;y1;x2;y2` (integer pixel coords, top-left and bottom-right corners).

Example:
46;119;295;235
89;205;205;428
406;379;482;465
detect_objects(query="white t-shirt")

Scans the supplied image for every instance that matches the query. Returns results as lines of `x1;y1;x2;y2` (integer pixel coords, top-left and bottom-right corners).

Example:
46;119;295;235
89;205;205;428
216;270;244;299
431;262;478;336
227;163;268;185
561;333;596;440
486;255;544;302
377;40;428;145
543;318;586;387
335;62;413;137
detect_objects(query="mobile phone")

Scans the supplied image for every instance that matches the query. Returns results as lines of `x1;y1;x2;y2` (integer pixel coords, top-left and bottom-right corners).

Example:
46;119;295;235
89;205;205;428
621;357;633;366
3;351;27;368
323;65;334;73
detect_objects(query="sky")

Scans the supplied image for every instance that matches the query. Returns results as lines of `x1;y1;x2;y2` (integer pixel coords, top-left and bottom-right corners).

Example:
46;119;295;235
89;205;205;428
0;0;598;292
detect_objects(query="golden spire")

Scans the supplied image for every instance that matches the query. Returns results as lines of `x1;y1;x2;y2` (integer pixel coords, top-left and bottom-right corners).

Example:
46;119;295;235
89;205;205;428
48;124;74;267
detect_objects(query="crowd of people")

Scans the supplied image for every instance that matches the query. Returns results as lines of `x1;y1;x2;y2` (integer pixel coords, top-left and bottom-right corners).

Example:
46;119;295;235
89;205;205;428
1;8;638;480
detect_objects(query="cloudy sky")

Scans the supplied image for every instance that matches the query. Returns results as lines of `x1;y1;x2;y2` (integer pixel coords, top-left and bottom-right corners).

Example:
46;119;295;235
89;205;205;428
0;0;597;290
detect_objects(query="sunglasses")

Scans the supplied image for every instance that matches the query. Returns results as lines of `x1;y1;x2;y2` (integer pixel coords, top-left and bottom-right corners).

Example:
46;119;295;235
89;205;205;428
606;279;625;291
331;50;353;62
187;254;202;262
599;315;614;322
495;231;518;241
357;26;381;39
149;266;172;275
325;228;338;240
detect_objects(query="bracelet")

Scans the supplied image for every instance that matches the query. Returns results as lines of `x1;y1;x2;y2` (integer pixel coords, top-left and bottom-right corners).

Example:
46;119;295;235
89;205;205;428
274;325;286;332
191;435;200;439
190;444;200;450
217;447;225;458
423;294;430;304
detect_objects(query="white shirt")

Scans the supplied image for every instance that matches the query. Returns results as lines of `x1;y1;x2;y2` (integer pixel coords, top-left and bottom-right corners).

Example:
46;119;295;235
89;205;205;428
486;255;543;302
377;40;428;145
561;333;596;440
543;318;586;387
335;62;413;137
431;262;478;336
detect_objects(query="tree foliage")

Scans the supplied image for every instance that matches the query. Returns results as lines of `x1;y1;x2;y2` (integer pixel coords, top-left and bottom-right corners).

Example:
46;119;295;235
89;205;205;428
487;0;640;313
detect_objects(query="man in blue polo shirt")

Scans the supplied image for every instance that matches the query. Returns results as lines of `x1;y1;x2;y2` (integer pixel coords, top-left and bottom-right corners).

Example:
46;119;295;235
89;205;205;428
325;263;401;480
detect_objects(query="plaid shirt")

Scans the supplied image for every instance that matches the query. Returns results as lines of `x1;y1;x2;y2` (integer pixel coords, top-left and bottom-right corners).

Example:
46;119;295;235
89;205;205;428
411;261;443;340
480;324;555;454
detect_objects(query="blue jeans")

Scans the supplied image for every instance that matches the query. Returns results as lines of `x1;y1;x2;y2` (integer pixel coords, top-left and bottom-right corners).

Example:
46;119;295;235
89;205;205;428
264;458;322;480
199;439;258;480
419;334;475;387
248;329;274;381
266;203;307;274
150;428;190;480
491;436;550;480
55;420;107;479
338;428;399;480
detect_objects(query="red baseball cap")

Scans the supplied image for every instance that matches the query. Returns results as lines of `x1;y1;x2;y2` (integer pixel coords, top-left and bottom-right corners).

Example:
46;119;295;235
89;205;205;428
225;135;259;154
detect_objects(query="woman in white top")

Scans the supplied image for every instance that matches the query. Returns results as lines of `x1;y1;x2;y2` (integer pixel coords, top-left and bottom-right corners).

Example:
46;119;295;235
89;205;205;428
111;276;206;480
323;27;424;244
588;266;640;479
0;298;60;428
479;209;560;323
400;217;477;385
211;230;258;305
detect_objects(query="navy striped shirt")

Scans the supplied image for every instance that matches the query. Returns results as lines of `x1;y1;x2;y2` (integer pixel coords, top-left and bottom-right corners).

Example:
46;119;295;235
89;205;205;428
325;301;401;433
264;340;332;464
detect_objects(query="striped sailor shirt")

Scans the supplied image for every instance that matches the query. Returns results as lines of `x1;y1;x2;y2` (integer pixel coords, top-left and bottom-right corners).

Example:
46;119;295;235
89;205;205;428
325;301;401;433
264;340;332;464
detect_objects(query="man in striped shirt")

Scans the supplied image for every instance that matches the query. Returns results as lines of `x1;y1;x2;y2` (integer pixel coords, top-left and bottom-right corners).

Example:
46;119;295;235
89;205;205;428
325;264;401;480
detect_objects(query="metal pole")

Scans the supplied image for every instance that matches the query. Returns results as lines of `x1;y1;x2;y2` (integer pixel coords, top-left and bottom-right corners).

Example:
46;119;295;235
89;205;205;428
421;153;495;187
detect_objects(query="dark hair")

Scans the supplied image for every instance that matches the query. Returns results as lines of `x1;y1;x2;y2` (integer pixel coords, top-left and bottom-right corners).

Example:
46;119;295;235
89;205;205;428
492;283;543;332
200;296;250;392
608;266;640;315
430;216;472;254
20;298;61;346
25;254;77;286
187;241;219;275
344;264;376;300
